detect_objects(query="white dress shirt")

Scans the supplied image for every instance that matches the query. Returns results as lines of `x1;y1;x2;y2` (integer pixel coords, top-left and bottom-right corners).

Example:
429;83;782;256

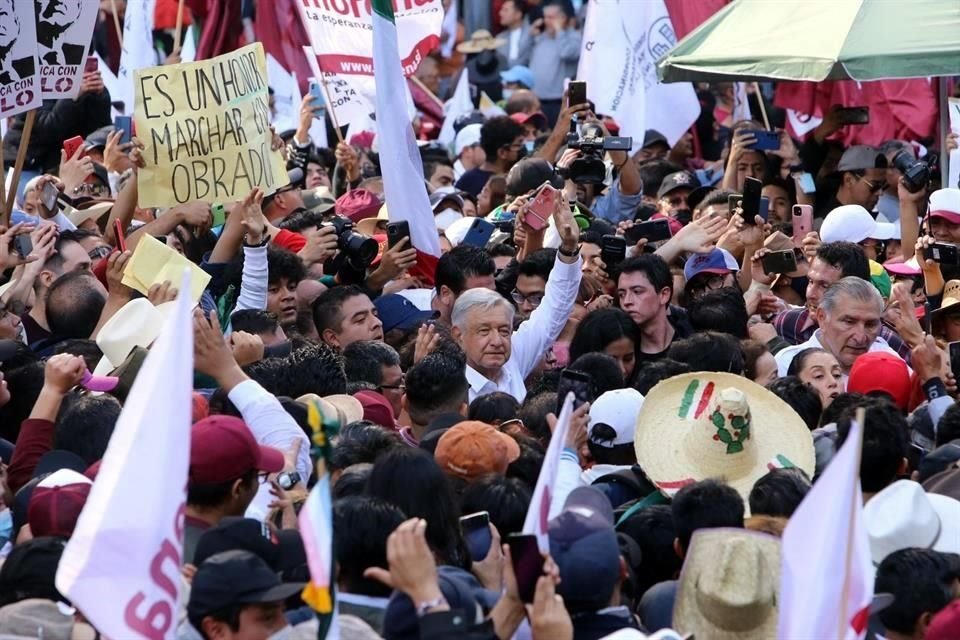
774;330;905;384
467;254;582;403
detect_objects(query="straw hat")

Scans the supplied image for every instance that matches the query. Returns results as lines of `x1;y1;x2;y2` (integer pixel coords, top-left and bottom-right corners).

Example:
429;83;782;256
296;393;363;427
634;372;814;505
67;201;113;228
456;30;506;54
673;528;780;640
356;203;389;237
932;280;960;334
92;299;175;376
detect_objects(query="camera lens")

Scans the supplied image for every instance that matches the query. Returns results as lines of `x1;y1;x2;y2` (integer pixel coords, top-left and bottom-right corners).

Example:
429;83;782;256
893;150;929;194
343;231;379;265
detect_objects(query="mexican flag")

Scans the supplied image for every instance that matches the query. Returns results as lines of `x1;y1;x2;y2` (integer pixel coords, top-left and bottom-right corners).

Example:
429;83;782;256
372;0;441;282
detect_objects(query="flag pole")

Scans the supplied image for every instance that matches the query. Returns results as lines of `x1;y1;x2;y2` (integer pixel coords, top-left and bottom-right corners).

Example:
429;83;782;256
109;0;124;48
410;75;444;109
319;75;345;144
172;0;186;55
752;82;771;131
0;143;7;225
836;407;867;640
5;110;36;217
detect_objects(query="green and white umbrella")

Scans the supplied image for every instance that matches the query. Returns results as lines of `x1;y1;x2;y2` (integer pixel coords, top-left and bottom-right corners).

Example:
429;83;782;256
658;0;960;83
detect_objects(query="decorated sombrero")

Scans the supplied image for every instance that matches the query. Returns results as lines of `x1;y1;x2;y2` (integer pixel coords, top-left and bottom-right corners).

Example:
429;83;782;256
634;372;814;507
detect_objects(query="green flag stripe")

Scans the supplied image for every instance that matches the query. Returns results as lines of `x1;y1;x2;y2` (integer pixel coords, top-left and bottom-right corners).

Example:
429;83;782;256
372;0;395;23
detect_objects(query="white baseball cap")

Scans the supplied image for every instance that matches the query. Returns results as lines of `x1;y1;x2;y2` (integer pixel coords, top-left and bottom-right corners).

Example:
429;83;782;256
455;123;483;157
820;204;896;243
588;388;645;447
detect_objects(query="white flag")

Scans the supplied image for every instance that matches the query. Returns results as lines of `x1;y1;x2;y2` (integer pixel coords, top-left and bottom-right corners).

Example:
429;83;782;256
732;82;752;123
438;69;473;149
778;419;873;639
56;277;194;639
577;0;699;147
267;54;303;135
116;0;159;115
522;393;574;552
372;0;441;259
948;97;960;190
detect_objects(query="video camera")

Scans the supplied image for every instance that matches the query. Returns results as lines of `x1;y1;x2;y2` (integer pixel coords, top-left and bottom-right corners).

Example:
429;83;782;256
893;149;930;194
565;121;632;185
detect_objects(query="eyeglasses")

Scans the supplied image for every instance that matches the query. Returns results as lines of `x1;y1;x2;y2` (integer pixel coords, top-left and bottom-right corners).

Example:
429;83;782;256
689;274;729;294
379;379;406;391
88;245;112;260
511;289;544;307
858;175;884;193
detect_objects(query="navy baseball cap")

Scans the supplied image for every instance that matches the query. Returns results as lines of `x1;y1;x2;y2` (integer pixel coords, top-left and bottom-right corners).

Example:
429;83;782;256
548;486;621;613
374;294;438;333
187;550;304;623
683;248;740;281
194;517;307;575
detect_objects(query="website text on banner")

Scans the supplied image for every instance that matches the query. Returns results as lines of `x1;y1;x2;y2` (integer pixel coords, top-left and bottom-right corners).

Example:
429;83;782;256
0;0;42;118
35;0;99;99
134;43;288;208
297;0;443;78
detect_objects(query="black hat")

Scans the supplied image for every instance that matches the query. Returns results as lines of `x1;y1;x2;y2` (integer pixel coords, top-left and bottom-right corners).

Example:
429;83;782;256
656;171;701;198
0;536;67;606
642;129;669;150
84;125;114;151
505;158;563;198
194;517;307;575
187;550;305;623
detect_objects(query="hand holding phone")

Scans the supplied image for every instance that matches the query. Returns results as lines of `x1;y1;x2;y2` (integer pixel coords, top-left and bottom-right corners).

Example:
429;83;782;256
507;533;543;603
600;235;627;270
624;219;672;245
115;116;133;145
63;135;84;160
524;183;558;231
556;368;593;415
460;512;492;562
387;221;410;249
791;205;813;245
567;81;587;107
740;177;763;225
761;250;798;275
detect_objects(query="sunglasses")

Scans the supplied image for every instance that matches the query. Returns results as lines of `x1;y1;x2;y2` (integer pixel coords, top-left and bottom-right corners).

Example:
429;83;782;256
858;175;884;193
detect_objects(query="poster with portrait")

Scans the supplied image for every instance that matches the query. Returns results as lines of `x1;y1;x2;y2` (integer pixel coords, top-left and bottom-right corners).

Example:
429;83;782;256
0;0;41;118
35;0;99;99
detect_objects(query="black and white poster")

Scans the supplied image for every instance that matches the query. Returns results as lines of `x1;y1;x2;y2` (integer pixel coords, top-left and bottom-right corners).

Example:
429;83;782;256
35;0;99;99
0;0;41;118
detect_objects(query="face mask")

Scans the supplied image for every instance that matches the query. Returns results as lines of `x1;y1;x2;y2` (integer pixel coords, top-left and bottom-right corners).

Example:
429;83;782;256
502;88;514;100
523;140;535;154
0;509;11;546
672;209;693;226
434;208;463;230
267;626;293;640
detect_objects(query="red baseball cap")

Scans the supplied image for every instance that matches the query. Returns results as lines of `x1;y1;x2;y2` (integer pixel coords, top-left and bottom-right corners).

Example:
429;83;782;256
847;352;911;411
189;416;284;484
335;188;382;224
354;390;397;430
27;469;92;538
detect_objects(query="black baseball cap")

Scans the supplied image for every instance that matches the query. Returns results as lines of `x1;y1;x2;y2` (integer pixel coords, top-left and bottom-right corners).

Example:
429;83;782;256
505;158;564;198
188;550;304;622
194;517;307;575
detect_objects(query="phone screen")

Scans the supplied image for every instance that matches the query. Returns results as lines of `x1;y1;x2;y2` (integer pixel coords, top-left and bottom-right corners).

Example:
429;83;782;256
460;512;491;562
950;342;960;380
556;368;593;415
507;534;542;603
740;177;762;224
568;81;587;107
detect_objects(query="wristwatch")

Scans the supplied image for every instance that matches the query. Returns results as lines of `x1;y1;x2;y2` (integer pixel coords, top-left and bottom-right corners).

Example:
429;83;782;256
558;244;581;258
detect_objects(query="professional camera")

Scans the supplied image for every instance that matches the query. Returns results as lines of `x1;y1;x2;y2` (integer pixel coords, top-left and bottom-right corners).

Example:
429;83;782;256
893;149;930;193
325;215;379;268
565;122;632;185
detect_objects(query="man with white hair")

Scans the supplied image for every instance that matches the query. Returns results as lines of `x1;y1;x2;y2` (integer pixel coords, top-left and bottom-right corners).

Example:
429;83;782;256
775;276;903;381
451;198;581;402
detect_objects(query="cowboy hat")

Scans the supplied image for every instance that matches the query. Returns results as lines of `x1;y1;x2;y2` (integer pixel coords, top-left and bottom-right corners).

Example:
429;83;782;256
932;280;960;334
673;528;780;640
863;479;960;565
67;201;113;228
456;30;506;55
92;299;175;376
296;393;363;427
356;203;389;237
634;372;815;507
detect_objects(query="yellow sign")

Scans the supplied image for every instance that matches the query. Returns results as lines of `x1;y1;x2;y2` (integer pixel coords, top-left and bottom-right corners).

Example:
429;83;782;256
122;233;212;305
135;43;287;208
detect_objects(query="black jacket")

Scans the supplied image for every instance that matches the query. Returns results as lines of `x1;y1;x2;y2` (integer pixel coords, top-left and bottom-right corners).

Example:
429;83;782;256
2;88;112;173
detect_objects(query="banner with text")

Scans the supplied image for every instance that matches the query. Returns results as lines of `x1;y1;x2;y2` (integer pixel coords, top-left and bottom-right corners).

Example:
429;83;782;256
35;0;99;99
0;0;41;119
297;0;441;126
135;43;288;208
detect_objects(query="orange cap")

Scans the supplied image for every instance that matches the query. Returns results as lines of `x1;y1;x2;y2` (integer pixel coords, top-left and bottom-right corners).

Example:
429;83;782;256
434;421;521;481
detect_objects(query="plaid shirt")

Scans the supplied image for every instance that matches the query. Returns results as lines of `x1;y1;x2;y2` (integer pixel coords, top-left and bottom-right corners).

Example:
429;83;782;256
774;307;912;362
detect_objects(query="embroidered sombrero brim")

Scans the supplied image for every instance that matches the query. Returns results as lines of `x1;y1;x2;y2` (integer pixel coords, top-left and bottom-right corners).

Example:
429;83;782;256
634;372;815;508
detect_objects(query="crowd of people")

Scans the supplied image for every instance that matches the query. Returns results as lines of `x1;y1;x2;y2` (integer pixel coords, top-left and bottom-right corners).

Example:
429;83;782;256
1;0;960;639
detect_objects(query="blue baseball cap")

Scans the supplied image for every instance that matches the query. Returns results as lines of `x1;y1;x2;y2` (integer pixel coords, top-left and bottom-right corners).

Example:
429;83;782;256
683;248;740;282
374;294;439;334
500;65;535;90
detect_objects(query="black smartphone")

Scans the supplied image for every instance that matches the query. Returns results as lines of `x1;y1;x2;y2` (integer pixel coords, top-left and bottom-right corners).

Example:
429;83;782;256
950;341;960;381
568;80;587;107
761;250;798;275
507;533;542;604
460;511;492;562
837;106;870;125
924;242;960;266
386;221;410;249
740;177;763;225
600;234;627;269
13;235;32;259
624;219;672;245
556;368;593;415
460;218;495;249
115;115;133;144
41;181;59;211
758;196;770;223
